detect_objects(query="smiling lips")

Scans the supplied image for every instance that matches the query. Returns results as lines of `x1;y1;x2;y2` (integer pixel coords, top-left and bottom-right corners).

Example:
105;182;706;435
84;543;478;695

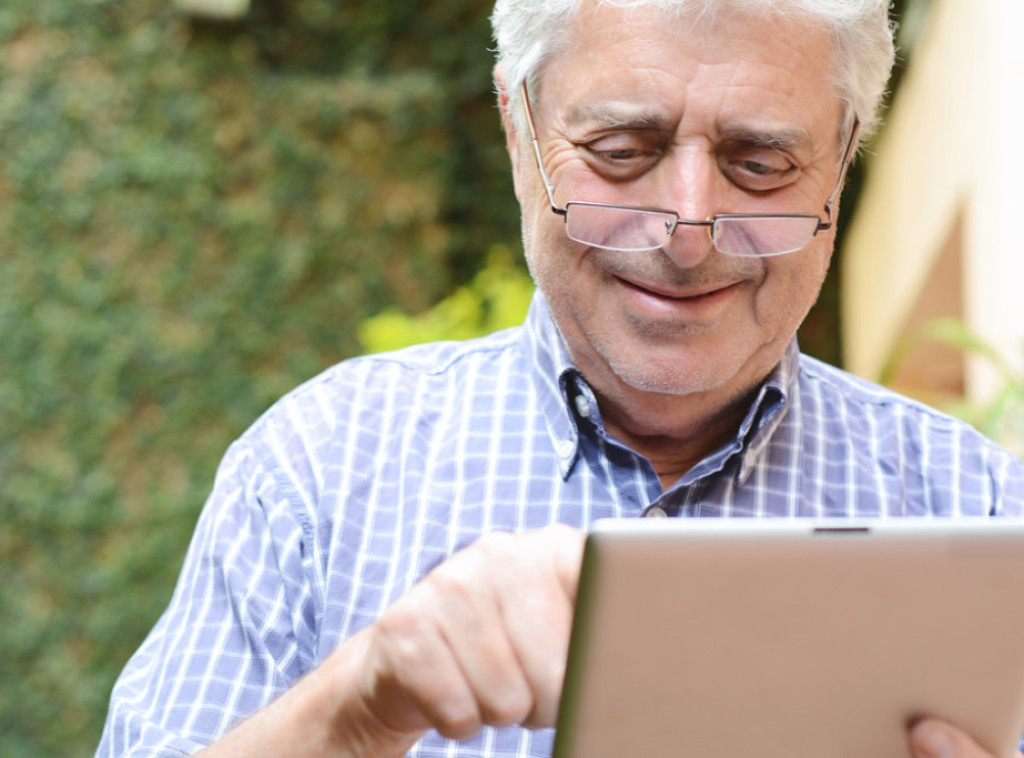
610;274;750;327
618;275;741;302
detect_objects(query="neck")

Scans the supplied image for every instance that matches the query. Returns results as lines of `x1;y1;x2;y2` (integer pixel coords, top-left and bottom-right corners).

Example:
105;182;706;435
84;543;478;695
597;382;761;491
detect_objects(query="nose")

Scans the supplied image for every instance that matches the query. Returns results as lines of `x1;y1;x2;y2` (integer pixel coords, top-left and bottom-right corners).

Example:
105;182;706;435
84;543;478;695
658;148;718;268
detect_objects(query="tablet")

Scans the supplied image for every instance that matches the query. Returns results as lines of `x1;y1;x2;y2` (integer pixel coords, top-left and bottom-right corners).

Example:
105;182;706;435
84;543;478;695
553;518;1024;758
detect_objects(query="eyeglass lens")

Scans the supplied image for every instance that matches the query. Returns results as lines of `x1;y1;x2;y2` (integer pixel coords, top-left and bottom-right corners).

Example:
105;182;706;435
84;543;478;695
564;204;821;257
565;205;673;253
712;215;821;257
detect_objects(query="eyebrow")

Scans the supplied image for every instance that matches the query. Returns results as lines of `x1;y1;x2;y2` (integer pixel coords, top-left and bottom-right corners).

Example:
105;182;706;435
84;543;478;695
717;123;815;153
565;102;670;131
557;99;819;160
565;104;816;153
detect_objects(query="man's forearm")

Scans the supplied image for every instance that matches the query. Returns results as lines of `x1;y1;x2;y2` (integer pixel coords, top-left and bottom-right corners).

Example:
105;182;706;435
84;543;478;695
197;630;423;758
195;527;582;757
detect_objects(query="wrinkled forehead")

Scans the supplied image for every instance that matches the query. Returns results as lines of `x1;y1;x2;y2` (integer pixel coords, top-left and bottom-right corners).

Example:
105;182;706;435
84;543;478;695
542;2;836;83
533;2;845;146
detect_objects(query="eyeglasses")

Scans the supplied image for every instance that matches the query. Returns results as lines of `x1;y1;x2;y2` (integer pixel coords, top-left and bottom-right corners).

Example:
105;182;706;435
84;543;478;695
521;82;858;258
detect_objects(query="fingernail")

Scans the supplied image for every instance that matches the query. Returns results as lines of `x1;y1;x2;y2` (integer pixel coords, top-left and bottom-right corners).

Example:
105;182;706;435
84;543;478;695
912;721;955;758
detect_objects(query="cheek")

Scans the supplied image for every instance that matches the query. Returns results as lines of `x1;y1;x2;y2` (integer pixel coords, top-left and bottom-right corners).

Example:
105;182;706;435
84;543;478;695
754;247;832;331
522;211;573;299
523;200;586;280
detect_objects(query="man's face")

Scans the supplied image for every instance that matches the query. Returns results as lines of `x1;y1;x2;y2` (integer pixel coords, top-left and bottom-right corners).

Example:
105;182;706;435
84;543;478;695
511;3;846;411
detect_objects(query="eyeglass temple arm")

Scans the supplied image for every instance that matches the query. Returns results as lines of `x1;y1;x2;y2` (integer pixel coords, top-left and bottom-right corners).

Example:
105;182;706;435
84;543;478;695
520;81;566;216
818;117;861;231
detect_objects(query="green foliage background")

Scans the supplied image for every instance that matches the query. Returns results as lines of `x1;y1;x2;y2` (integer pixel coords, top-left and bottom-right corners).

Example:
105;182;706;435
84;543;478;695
0;1;518;755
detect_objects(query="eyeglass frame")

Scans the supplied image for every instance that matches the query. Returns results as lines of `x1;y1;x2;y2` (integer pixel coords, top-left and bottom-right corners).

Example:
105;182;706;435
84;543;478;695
519;80;860;256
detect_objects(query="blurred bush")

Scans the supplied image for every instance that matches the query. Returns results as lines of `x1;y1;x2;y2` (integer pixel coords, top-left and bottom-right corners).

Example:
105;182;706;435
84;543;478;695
358;244;534;353
0;1;517;755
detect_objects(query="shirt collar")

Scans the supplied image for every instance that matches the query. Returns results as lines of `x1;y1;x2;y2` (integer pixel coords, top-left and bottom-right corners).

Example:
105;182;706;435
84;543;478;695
732;338;799;486
520;292;586;478
521;290;800;483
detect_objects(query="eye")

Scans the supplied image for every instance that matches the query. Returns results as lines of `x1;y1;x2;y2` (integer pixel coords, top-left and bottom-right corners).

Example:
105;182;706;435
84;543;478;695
599;147;647;161
721;145;797;192
742;159;780;175
578;133;663;179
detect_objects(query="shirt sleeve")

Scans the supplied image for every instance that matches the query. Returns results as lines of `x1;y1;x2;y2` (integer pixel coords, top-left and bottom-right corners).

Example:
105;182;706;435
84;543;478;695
95;436;319;757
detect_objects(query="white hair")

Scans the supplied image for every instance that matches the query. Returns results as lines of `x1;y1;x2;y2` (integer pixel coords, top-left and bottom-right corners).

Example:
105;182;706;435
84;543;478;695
491;0;896;148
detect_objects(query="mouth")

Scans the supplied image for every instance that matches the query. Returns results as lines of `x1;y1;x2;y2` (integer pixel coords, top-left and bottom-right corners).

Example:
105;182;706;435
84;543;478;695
611;274;747;325
617;276;741;302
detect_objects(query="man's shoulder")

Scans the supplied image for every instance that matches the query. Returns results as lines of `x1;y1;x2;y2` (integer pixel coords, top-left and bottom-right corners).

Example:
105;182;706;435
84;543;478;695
243;326;527;443
795;353;936;410
216;326;531;509
340;325;525;379
789;353;1024;516
795;352;1014;453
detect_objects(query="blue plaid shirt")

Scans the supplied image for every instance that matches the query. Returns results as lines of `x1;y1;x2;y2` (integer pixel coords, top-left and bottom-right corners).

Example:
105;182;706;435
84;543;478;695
97;293;1024;757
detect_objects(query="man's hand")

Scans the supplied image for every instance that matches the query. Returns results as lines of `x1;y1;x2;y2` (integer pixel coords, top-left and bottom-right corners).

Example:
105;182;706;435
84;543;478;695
354;524;585;742
910;718;1024;758
199;524;584;758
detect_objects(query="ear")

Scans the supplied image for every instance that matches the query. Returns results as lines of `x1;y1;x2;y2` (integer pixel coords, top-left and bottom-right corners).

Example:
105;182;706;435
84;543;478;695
494;63;525;204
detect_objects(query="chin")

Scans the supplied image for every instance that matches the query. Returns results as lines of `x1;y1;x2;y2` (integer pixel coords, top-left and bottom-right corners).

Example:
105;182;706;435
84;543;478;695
605;352;737;398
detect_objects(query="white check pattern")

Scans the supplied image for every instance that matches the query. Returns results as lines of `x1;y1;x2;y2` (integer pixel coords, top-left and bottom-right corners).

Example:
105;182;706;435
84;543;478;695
97;293;1024;757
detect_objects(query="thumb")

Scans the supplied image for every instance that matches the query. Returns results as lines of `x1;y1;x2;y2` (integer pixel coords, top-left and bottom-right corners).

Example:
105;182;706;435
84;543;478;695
909;718;1013;758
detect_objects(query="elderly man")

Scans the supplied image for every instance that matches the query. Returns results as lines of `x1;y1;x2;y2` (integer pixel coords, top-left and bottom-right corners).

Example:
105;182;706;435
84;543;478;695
97;1;1024;757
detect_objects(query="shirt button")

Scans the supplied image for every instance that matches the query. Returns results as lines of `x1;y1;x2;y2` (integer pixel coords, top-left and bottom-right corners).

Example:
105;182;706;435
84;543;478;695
573;394;591;419
645;506;668;518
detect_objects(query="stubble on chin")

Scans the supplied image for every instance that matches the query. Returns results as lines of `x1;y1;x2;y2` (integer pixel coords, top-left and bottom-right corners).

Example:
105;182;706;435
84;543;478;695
591;326;745;396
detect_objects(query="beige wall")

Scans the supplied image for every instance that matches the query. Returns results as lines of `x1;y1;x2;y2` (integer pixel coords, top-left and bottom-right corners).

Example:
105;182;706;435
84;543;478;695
842;0;1024;402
